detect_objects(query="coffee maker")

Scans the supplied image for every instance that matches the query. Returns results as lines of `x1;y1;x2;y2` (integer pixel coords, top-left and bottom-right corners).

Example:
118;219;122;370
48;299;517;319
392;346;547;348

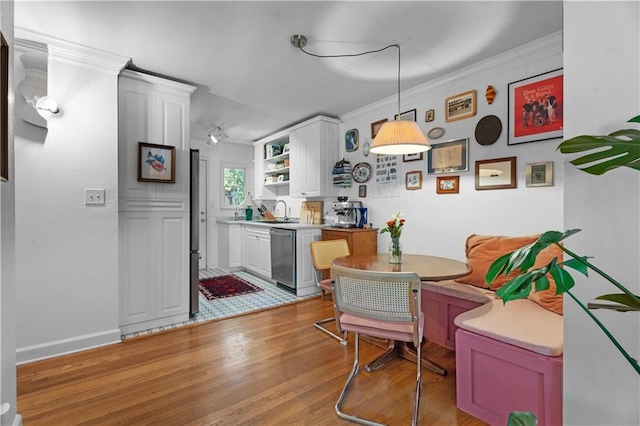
331;197;362;228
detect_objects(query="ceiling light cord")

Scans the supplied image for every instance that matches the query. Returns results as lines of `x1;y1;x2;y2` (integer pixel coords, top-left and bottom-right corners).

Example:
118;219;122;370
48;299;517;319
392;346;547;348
295;42;402;116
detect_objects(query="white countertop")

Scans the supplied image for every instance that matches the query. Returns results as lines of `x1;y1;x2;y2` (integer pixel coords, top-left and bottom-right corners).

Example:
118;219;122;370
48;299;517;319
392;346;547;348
216;218;328;230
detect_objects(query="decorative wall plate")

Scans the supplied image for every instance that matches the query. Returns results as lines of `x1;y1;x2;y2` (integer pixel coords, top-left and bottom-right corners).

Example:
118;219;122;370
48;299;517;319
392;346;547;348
427;127;445;139
475;115;502;145
363;138;370;157
352;162;372;183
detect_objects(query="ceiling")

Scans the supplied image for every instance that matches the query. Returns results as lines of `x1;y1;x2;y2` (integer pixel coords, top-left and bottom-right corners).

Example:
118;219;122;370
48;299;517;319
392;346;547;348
15;1;563;144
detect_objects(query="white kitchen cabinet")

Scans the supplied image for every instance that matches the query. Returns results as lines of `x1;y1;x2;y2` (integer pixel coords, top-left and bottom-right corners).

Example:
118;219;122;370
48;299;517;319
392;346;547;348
242;226;272;279
118;70;196;335
289;117;339;198
295;229;322;296
217;223;242;273
253;115;339;200
119;211;190;334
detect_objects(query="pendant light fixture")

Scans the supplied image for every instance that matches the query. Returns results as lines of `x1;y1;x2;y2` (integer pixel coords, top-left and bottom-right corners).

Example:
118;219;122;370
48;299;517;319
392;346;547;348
291;35;430;156
369;45;430;155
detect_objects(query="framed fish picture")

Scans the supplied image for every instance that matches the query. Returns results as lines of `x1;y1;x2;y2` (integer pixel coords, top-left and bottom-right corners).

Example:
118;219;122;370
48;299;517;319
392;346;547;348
137;142;176;183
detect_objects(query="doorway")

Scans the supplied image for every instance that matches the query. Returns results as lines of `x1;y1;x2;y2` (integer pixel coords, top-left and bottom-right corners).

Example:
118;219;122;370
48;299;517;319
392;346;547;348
198;158;208;270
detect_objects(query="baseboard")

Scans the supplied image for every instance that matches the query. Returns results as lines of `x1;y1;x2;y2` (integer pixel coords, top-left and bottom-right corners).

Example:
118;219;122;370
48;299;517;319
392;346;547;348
16;328;122;364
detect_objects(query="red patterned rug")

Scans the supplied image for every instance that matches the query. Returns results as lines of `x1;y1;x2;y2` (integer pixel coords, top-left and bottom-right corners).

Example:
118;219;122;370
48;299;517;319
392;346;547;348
199;275;263;300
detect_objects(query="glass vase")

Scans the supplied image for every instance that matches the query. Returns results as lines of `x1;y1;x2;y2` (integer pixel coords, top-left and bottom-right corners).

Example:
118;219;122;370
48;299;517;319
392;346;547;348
388;236;402;264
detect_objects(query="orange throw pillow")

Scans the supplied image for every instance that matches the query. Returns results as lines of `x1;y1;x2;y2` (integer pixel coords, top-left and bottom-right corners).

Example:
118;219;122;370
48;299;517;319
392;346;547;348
456;234;539;289
455;234;564;315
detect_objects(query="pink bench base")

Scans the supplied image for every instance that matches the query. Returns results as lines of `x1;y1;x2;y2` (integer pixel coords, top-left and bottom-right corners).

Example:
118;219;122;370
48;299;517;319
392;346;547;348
422;289;483;350
456;328;563;426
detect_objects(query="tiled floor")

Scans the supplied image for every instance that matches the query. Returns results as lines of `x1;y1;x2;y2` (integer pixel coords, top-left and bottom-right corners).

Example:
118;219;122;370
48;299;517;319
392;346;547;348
121;269;318;340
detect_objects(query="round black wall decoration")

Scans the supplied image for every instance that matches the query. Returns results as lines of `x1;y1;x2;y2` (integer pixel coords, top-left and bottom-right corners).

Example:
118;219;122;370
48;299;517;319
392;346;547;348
474;115;502;146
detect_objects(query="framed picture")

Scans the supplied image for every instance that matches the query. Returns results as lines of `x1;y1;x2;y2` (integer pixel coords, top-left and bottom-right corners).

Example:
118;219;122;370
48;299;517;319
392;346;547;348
475;157;517;190
345;129;359;152
445;90;476;122
405;171;422;190
395;109;416;121
427;137;469;174
371;118;387;139
0;32;8;181
508;68;563;145
138;142;176;183
358;184;367;198
526;161;553;187
425;109;435;122
403;152;423;162
436;175;459;194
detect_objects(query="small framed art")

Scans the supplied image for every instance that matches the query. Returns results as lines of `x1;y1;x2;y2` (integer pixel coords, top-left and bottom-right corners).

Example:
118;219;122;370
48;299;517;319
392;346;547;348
425;109;435;122
445;90;476;122
405;171;422;190
403;152;423;162
526;161;553;187
427;137;469;174
358;185;367;198
395;109;417;121
508;68;563;145
138;142;176;183
436;175;459;194
475;157;517;190
371;119;387;139
346;129;359;152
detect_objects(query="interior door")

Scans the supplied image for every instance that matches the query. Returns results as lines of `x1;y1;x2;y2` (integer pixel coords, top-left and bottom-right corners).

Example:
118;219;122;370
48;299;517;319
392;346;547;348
198;158;208;269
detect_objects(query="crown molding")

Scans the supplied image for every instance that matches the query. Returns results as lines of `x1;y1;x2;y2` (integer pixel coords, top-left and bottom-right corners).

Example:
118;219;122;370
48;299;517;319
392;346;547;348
341;31;563;123
15;27;130;75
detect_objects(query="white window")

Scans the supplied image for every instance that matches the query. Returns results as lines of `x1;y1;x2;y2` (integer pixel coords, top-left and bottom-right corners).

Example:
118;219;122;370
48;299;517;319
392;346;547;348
222;165;246;208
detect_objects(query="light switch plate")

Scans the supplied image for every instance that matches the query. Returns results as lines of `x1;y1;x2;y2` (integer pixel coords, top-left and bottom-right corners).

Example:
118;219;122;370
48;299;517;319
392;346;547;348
85;189;105;205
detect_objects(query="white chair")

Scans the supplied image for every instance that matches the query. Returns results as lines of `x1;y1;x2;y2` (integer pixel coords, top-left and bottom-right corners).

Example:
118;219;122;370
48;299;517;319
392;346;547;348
310;239;350;345
331;264;423;426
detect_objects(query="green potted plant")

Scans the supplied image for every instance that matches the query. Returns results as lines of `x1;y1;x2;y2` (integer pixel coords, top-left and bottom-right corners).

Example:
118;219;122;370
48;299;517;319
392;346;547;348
487;116;640;376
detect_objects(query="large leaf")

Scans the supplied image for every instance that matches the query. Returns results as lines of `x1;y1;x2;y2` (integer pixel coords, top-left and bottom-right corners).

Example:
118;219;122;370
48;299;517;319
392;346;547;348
559;119;640;175
595;293;640;310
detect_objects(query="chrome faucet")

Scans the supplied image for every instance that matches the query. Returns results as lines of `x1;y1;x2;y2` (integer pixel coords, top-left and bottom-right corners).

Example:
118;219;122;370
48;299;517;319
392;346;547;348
273;200;288;221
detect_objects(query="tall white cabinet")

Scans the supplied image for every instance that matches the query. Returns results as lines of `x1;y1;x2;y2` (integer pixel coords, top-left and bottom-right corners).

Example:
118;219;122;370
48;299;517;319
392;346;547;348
118;70;196;335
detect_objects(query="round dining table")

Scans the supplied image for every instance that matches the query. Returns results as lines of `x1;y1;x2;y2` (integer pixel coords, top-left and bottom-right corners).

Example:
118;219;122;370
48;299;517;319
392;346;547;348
331;252;471;376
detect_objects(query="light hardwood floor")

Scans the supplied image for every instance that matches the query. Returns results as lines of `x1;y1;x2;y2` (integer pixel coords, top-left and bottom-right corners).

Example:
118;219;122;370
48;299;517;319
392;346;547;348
17;297;486;425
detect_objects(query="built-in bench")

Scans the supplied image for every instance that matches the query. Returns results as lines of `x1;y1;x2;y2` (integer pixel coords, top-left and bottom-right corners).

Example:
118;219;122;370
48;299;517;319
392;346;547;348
420;234;564;426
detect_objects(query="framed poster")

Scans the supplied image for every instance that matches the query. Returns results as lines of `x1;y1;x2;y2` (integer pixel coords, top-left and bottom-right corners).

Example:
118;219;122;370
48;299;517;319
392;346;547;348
403;152;423;162
395;109;416;121
475;157;517;190
427;137;469;174
358;185;367;198
445;90;476;122
526;161;553;187
138;142;176;183
436;175;459;194
371;118;387;139
405;171;422;190
0;32;8;181
345;129;359;152
508;68;563;145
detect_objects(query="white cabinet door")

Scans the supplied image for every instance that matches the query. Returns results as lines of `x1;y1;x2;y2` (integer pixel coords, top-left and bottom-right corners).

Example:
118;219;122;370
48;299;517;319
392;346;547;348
119;212;156;326
295;229;322;296
229;224;242;268
242;227;259;274
155;212;189;318
257;232;272;278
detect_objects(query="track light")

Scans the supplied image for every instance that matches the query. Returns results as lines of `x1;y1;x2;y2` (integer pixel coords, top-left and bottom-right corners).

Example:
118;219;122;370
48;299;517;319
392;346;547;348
206;123;228;145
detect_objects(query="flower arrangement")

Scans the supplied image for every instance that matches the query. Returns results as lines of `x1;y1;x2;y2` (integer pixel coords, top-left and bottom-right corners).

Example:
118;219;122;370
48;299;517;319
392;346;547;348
380;212;405;238
380;213;405;264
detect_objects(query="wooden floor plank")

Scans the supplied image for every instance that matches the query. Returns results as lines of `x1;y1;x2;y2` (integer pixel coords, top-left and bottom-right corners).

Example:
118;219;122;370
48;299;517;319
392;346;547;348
18;298;486;425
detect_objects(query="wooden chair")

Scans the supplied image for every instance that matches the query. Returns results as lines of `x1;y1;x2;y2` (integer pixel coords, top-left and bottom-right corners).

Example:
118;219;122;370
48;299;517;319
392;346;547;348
331;264;423;426
310;239;350;345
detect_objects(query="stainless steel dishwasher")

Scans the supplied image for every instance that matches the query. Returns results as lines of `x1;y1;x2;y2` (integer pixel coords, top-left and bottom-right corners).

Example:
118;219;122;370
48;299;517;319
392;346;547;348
270;228;296;293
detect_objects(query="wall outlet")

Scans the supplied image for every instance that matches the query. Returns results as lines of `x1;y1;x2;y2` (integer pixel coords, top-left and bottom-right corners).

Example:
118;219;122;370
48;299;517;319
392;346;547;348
85;189;105;205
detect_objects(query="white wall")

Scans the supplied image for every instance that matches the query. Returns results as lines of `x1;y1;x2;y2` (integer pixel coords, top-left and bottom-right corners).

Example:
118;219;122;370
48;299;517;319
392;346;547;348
338;33;564;261
190;138;254;269
0;1;18;424
14;31;128;362
564;3;640;424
